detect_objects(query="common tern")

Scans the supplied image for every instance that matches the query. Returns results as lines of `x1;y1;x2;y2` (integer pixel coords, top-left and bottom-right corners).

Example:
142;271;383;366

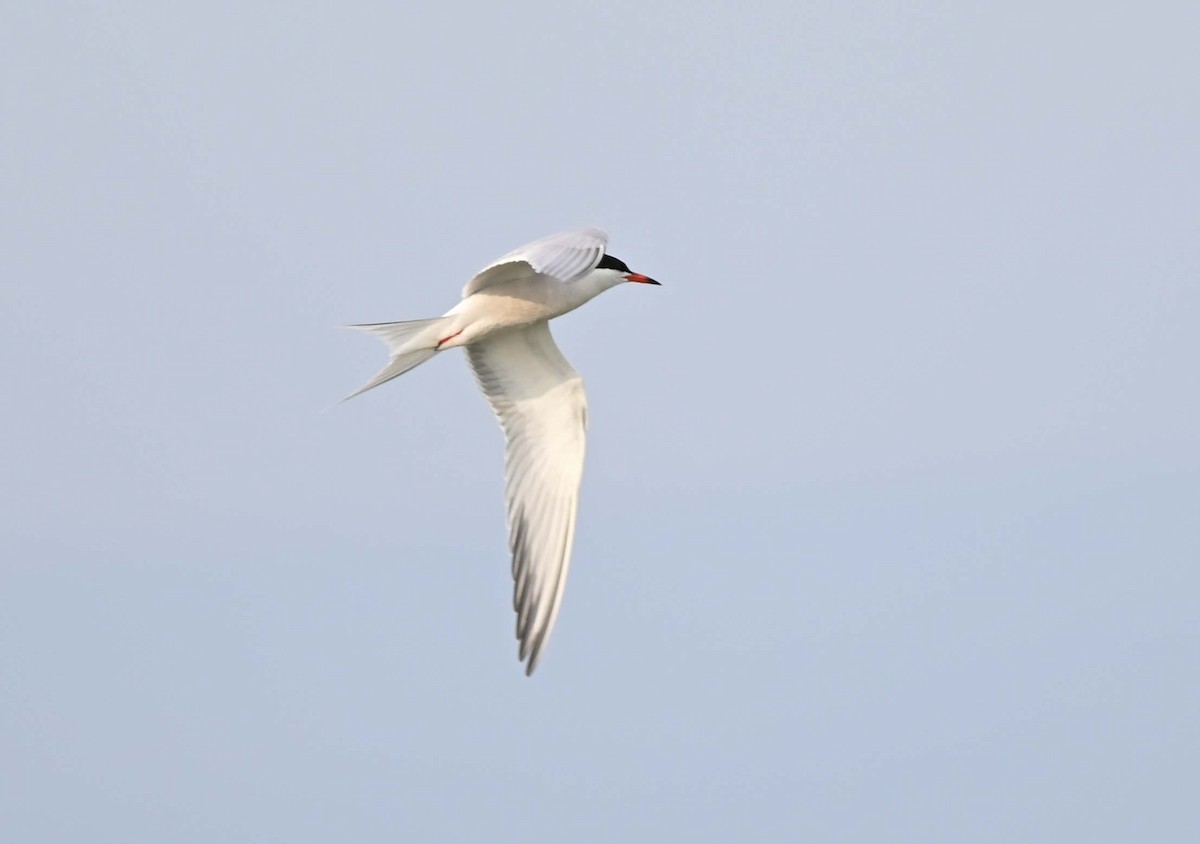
346;228;659;674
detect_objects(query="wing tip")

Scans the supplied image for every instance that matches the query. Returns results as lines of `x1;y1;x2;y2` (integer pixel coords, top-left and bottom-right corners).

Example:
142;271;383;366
522;645;543;677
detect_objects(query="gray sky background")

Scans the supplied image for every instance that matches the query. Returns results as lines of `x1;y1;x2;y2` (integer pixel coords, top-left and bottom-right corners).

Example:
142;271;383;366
3;2;1198;841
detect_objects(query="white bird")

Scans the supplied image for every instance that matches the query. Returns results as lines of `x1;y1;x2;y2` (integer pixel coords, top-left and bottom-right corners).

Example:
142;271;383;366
346;228;659;675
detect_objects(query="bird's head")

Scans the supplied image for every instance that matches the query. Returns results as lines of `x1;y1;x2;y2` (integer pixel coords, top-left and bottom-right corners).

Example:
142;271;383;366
595;253;660;286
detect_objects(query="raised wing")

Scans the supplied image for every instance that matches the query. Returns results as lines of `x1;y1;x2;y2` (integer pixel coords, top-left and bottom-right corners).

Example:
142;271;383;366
466;322;588;675
463;228;608;297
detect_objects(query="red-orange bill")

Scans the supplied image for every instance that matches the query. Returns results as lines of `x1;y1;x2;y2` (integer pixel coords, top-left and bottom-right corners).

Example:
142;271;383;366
624;273;661;285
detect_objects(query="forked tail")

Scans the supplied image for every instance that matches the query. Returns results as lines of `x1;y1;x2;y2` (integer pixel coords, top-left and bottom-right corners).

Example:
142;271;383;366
343;316;454;400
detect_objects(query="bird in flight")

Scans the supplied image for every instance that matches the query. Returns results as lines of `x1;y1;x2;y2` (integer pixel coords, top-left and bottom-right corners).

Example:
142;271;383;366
346;228;659;674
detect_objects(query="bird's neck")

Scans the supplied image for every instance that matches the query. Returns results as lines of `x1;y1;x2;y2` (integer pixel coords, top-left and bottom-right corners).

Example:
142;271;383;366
563;270;623;311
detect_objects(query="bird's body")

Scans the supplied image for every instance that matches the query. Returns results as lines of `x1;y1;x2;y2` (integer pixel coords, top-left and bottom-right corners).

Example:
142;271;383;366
445;271;608;346
346;228;658;674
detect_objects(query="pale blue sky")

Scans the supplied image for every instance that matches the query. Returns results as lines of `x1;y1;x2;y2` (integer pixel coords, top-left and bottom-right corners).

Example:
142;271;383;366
2;2;1198;841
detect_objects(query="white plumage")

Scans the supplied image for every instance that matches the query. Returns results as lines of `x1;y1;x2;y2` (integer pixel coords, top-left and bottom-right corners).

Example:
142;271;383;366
346;228;659;674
